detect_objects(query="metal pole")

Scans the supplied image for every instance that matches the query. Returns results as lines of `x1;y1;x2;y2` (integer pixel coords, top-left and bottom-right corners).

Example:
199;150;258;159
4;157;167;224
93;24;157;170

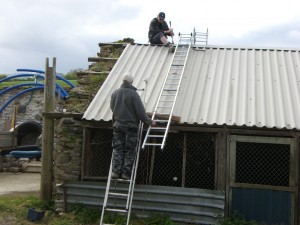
40;57;56;201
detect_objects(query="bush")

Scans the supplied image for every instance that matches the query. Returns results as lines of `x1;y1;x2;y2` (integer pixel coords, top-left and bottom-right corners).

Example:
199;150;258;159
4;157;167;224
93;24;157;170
218;213;257;225
64;69;83;80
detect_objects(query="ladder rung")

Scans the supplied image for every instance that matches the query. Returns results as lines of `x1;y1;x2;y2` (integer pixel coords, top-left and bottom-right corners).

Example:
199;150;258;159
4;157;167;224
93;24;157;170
161;94;176;96
111;178;130;182
106;208;127;213
108;192;129;197
150;127;167;130
148;135;164;138
154;113;170;115
171;64;184;66
159;100;174;102
144;143;162;146
165;83;179;85
163;89;177;91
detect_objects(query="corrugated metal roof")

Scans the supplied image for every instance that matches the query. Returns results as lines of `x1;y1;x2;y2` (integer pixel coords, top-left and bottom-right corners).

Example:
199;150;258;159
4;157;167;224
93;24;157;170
83;44;300;130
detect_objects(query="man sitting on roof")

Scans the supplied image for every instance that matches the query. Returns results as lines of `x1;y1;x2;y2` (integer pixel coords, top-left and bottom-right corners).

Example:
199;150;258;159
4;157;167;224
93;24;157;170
148;12;174;47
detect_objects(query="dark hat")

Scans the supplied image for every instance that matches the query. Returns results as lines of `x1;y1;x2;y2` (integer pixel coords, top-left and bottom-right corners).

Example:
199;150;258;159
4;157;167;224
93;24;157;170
158;12;165;19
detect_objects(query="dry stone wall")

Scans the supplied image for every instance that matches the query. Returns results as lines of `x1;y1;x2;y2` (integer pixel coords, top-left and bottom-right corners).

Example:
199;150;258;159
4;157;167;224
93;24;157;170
54;117;83;184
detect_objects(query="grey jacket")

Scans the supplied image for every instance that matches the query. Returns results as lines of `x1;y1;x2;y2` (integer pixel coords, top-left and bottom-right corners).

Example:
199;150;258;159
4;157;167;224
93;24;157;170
110;82;152;129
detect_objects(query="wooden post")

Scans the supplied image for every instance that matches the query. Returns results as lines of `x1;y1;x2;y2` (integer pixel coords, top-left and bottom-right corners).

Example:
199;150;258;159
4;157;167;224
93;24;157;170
40;57;56;201
215;131;227;191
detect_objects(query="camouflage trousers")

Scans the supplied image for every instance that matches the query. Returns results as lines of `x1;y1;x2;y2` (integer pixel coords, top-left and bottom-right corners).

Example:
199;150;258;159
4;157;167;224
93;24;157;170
111;127;138;176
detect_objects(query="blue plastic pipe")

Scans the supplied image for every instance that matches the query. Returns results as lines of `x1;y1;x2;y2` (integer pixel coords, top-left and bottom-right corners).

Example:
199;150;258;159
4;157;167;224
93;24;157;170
0;83;67;98
16;68;76;88
0;87;65;113
0;74;69;97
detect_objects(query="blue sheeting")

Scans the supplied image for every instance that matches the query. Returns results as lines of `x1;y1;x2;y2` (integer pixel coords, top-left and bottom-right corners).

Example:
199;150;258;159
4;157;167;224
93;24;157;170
9;150;41;159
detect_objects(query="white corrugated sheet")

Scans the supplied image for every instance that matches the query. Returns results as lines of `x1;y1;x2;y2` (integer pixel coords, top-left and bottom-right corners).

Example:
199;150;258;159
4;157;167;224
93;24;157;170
83;44;300;130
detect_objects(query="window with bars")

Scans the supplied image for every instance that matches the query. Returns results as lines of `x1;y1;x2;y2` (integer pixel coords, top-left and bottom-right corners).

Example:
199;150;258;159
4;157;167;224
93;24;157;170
83;128;216;190
235;142;290;187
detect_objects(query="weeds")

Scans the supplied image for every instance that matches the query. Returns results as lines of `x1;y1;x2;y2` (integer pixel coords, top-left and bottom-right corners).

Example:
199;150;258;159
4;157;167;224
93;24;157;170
218;213;257;225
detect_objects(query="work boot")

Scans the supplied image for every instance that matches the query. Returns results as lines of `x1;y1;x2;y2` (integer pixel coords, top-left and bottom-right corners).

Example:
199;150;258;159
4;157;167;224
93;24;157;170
164;41;171;47
121;173;130;180
111;172;120;179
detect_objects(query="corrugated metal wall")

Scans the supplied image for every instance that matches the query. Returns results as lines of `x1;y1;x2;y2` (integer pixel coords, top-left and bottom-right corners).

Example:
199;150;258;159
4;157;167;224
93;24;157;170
232;187;291;225
56;181;225;224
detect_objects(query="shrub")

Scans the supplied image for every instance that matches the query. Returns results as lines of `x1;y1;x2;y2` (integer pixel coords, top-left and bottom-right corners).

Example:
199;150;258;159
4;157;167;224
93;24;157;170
218;213;257;225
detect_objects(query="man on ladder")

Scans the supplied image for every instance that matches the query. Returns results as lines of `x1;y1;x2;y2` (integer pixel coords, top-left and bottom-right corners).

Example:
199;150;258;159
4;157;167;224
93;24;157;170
110;72;156;180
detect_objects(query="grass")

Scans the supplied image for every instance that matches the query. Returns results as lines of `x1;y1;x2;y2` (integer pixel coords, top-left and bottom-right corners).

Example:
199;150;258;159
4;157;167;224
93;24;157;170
0;193;178;225
0;193;257;225
0;193;83;225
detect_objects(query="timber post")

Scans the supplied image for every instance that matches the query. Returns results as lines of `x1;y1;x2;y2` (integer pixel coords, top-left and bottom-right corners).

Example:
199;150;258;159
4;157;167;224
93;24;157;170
40;57;56;201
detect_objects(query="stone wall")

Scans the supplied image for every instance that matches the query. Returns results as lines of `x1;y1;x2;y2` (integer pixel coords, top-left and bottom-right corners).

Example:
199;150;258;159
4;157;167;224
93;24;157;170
54;117;83;185
0;89;44;131
1;155;40;173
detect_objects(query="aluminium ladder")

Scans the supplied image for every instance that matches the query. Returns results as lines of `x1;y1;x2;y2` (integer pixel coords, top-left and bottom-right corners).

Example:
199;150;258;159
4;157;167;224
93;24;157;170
193;27;208;46
99;122;144;225
142;32;194;150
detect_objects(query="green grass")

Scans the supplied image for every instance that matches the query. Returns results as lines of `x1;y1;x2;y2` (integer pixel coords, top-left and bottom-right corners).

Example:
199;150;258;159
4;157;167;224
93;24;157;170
0;193;178;225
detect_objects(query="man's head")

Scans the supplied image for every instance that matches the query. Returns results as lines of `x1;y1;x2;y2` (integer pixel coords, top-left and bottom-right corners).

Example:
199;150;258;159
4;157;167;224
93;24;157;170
157;12;165;23
123;72;134;84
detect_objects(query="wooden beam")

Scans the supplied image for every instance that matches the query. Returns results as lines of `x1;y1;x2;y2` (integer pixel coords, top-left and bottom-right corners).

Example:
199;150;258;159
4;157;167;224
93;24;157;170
88;57;118;62
146;112;181;123
40;57;56;201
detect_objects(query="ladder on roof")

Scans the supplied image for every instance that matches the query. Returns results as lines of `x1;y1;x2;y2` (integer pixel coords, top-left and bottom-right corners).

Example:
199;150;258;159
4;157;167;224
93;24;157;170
193;27;208;46
142;32;194;150
99;123;143;225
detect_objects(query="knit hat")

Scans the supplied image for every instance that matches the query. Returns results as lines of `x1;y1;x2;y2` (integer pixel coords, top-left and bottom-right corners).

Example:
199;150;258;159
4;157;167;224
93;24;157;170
123;72;134;83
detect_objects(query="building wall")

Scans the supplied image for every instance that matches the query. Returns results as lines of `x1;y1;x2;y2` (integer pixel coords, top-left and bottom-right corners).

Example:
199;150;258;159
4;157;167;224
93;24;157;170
0;89;44;131
54;117;83;185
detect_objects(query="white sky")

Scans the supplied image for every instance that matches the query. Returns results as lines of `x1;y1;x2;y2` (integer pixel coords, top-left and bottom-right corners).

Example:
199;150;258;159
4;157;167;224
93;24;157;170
0;0;300;74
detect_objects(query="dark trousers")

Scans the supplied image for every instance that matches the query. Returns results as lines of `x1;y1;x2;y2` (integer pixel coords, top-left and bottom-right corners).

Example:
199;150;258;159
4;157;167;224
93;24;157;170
111;127;138;176
150;32;165;44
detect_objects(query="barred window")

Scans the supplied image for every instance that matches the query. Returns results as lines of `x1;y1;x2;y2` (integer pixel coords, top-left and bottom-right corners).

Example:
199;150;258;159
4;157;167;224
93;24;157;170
84;128;216;190
84;129;112;178
235;142;290;187
185;134;215;189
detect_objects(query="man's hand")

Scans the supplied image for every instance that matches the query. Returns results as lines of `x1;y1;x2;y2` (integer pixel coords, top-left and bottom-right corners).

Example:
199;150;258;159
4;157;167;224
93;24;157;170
151;120;157;127
167;29;174;37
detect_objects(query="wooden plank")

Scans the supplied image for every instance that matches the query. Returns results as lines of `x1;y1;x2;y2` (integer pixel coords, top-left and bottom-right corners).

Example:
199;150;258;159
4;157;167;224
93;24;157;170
146;112;181;123
98;42;127;48
88;57;118;62
215;132;227;191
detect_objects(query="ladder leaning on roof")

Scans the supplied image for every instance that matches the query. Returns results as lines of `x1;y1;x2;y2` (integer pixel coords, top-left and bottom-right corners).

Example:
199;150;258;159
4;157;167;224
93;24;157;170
142;32;194;150
99;122;144;225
